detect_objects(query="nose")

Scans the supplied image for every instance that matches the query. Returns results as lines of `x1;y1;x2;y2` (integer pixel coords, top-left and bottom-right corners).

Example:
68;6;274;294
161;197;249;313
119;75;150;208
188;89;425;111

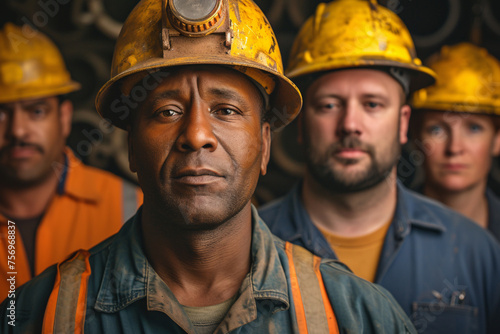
175;102;218;153
337;101;362;137
5;109;29;141
445;128;464;156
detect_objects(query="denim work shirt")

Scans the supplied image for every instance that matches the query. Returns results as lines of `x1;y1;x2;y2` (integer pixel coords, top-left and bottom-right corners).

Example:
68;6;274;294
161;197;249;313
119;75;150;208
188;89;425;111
259;182;500;334
486;188;500;242
1;206;416;333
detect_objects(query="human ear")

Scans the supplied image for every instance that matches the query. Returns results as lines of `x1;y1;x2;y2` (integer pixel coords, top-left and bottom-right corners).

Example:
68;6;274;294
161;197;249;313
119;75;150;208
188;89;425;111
260;122;271;175
59;100;73;139
399;105;411;145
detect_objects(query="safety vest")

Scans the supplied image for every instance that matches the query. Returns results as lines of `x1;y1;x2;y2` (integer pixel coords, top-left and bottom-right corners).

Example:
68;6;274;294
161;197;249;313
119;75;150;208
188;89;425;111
0;149;142;299
42;242;339;334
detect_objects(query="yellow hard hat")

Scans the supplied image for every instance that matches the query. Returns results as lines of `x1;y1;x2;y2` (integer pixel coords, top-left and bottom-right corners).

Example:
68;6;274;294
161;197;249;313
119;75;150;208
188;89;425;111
96;0;302;131
0;23;80;104
412;43;500;115
286;0;436;93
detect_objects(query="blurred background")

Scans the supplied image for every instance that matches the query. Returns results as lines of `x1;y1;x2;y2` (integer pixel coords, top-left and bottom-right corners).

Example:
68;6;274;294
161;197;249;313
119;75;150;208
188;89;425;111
1;0;499;204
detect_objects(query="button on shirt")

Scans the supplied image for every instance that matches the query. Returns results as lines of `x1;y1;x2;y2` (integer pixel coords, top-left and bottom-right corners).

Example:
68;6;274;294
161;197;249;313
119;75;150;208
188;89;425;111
259;182;500;334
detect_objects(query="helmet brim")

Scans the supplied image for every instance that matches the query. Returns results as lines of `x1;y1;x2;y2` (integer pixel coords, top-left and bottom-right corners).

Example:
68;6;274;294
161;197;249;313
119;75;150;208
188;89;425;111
96;56;302;131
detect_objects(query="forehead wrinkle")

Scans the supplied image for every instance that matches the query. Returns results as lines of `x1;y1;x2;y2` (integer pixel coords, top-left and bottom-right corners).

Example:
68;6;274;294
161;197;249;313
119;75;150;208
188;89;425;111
207;88;252;110
149;89;182;107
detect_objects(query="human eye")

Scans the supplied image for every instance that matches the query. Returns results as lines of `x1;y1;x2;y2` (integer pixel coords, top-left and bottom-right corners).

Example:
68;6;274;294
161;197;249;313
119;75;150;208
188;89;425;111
160;109;180;117
364;100;384;111
211;105;243;119
315;99;340;113
425;124;443;136
0;110;7;122
323;103;337;110
468;122;483;133
154;107;182;121
215;108;239;116
30;106;48;119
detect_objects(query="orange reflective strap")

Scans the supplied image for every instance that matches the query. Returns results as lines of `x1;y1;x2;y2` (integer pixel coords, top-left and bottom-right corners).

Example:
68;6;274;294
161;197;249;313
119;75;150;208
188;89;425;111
313;256;340;334
42;250;92;334
286;242;308;333
285;242;339;334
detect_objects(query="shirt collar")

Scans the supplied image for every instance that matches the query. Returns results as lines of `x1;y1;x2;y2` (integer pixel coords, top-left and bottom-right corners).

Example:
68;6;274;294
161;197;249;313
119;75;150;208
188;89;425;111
276;180;446;243
94;206;289;317
275;182;310;243
393;181;446;237
285;183;337;258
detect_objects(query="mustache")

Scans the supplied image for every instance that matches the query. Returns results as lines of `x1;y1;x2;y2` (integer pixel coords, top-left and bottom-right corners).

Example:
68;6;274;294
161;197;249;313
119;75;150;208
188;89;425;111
329;136;374;155
166;156;229;178
0;141;44;154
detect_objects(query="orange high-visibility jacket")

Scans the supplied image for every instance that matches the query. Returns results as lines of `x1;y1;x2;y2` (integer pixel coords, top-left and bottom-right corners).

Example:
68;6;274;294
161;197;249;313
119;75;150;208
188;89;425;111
0;148;142;299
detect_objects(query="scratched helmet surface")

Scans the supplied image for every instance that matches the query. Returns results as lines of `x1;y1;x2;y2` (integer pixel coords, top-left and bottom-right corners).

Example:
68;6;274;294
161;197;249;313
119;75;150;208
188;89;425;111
0;23;80;104
286;0;436;93
96;0;302;130
412;42;500;115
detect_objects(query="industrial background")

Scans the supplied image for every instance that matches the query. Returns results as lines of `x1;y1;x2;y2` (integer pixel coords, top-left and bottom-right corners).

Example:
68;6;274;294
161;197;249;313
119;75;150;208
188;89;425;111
1;0;500;204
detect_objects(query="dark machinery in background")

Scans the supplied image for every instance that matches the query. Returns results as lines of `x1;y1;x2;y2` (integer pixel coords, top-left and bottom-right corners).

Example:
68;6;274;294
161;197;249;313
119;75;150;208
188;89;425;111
1;0;499;203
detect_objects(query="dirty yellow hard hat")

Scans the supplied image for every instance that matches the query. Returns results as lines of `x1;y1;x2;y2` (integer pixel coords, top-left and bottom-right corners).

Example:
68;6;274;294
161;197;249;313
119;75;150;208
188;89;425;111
0;23;80;104
286;0;436;93
412;42;500;115
95;0;302;131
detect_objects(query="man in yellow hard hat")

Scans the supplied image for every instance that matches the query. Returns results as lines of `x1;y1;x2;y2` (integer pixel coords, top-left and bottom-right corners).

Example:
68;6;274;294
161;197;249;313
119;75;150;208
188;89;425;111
411;43;500;241
259;1;500;333
0;24;142;301
0;1;418;333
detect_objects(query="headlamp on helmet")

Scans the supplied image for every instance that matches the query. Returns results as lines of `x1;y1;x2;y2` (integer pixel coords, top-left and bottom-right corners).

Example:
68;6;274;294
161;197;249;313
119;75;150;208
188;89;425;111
167;0;225;36
162;0;232;53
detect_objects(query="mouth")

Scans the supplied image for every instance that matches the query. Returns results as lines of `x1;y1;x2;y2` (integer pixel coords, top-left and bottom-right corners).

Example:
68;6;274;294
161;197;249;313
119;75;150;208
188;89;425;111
2;144;43;159
172;168;224;186
333;148;367;159
442;163;468;171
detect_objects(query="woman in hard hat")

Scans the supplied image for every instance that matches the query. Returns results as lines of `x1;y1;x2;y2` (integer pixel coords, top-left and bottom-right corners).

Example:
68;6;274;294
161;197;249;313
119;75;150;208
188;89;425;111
412;42;500;241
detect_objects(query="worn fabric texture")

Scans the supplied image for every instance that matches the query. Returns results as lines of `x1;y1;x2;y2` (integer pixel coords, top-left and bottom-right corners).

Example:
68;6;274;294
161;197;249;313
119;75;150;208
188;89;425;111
260;181;500;334
0;206;416;333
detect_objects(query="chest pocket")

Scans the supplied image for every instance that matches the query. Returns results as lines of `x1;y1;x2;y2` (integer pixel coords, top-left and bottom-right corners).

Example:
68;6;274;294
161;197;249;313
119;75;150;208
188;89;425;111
411;302;478;334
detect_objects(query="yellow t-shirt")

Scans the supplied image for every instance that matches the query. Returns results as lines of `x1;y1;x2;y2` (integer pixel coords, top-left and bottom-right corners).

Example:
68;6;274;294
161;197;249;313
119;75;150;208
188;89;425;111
319;220;392;282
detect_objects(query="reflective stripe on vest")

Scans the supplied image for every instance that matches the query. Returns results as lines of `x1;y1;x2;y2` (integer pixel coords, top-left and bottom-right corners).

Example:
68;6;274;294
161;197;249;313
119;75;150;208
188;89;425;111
285;241;340;334
41;244;339;333
42;250;91;334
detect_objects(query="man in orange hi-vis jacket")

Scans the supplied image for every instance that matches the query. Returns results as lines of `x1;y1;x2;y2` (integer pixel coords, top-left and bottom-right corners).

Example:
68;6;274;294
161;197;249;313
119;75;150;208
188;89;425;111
0;23;142;301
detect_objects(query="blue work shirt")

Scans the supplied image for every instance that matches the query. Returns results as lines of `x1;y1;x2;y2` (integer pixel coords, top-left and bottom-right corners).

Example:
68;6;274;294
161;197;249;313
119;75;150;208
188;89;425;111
259;182;500;334
1;206;416;333
487;188;500;242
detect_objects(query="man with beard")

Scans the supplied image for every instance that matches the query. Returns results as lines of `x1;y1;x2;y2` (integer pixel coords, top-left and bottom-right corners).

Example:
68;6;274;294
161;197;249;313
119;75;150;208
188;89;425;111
0;23;141;300
0;0;420;333
259;1;500;333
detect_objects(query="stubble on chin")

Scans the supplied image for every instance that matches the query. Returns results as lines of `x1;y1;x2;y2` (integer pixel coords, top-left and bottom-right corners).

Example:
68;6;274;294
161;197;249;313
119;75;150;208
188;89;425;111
305;137;399;194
